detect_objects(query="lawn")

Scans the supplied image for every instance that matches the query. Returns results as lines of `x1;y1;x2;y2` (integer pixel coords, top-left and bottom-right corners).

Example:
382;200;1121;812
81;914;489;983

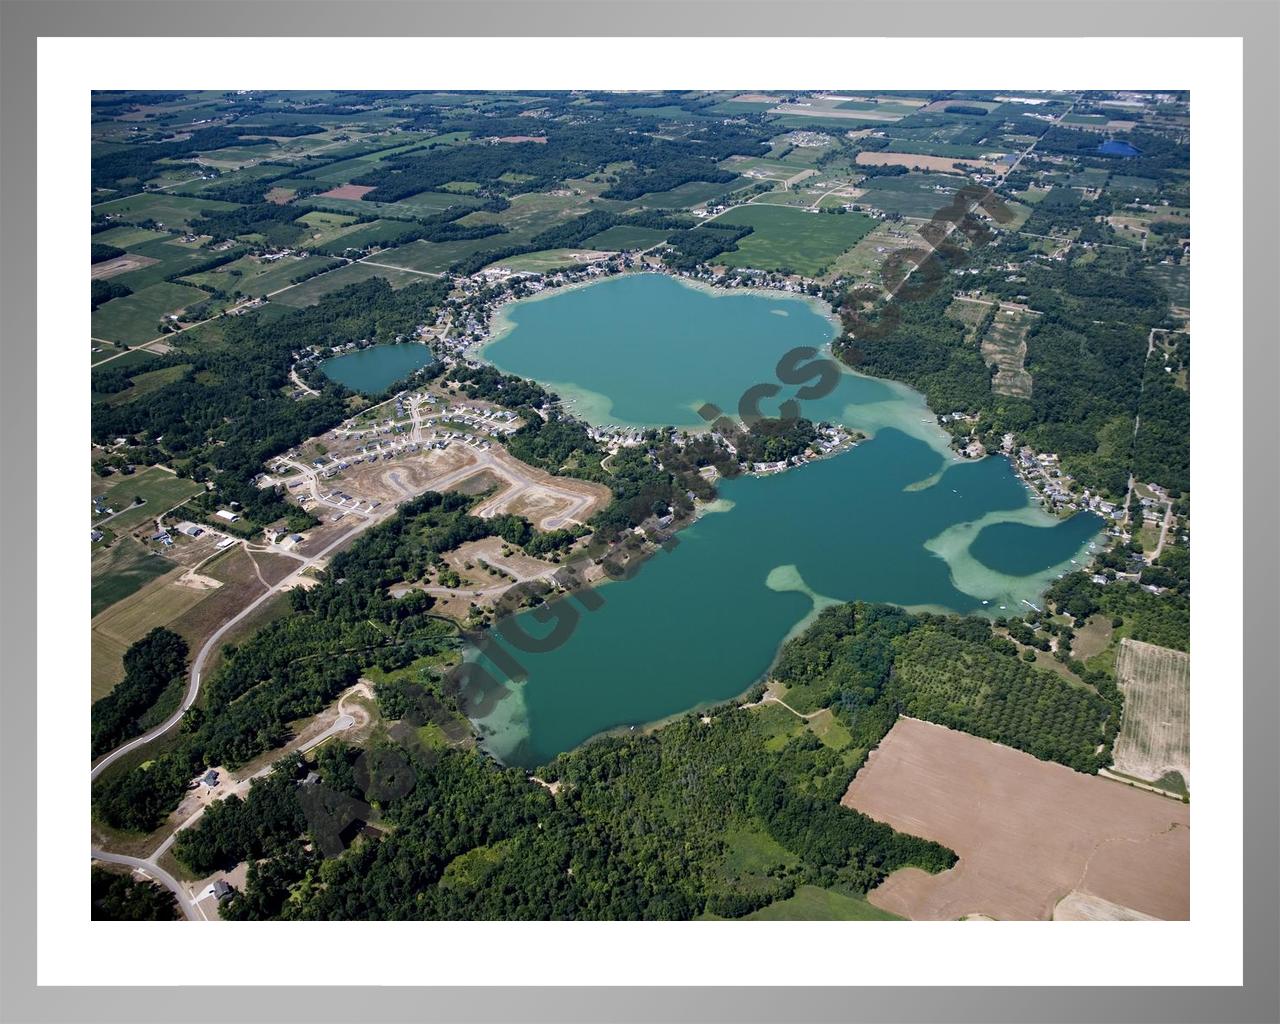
742;885;900;921
713;205;876;276
91;281;209;345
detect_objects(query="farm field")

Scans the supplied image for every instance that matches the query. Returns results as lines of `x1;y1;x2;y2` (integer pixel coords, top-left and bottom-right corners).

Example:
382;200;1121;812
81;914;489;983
825;219;926;285
369;237;507;275
181;253;343;298
843;717;1189;921
979;304;1038;398
310;219;418;255
90;569;210;699
855;151;998;174
91;193;239;229
856;173;966;217
481;249;613;274
457;190;623;243
91;225;172;249
92;466;204;531
713;204;875;276
269;260;429;307
90;536;176;620
1111;639;1190;793
582;224;671;251
91;281;209;345
628;177;752;210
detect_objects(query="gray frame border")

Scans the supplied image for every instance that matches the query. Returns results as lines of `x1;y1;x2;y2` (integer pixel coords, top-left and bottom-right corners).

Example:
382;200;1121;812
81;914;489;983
1;2;1275;1022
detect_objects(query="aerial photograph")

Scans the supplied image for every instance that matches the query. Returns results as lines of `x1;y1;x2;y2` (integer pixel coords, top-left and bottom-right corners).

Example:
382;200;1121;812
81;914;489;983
87;89;1190;924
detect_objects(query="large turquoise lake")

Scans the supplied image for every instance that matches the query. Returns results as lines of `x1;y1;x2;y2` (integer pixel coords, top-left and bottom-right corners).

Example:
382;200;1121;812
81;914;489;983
472;274;1101;766
320;343;434;394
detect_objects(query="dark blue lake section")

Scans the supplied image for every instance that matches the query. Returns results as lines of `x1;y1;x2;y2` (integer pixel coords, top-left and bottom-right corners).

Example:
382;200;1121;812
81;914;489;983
1097;139;1141;157
319;344;435;394
967;511;1104;576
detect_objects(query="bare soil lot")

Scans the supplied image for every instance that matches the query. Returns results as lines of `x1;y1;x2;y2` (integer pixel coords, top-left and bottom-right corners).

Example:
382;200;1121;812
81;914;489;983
1112;639;1190;791
91;253;160;280
318;183;375;200
843;717;1189;920
855;151;999;175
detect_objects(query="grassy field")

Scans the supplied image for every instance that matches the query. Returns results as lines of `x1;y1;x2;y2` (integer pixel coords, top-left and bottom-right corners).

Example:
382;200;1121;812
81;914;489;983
1143;262;1190;308
741;885;900;921
630;177;751;210
370;237;509;274
856;173;965;218
92;193;239;229
93;363;192;408
825;220;926;285
91;571;208;699
91;225;172;249
582;224;671;251
91;281;209;345
481;249;612;273
181;253;342;298
311;219;418;255
92;466;204;531
90;536;175;619
713;205;875;276
109;237;238;292
457;190;622;244
270;260;428;307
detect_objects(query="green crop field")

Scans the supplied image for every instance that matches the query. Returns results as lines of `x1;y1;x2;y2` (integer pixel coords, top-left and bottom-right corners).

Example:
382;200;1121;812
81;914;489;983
372;237;510;274
90;537;176;620
714;204;875;276
92;193;240;229
631;177;752;210
181;253;342;297
269;261;429;307
109;237;239;292
741;885;900;921
92;466;204;531
856;173;965;217
311;219;417;255
582;225;671;251
481;248;612;273
91;225;173;250
91;282;209;345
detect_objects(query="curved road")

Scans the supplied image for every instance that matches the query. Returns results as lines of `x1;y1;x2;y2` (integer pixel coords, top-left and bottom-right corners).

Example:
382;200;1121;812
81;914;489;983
90;848;200;921
90;515;380;781
91;690;363;922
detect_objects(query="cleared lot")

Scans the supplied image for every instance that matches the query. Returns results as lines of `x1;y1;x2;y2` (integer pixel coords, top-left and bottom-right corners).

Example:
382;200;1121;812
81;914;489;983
1112;638;1190;792
843;717;1189;920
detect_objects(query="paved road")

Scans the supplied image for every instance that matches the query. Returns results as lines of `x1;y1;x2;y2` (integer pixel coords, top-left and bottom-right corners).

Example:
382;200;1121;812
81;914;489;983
91;688;363;922
90;515;381;780
90;848;200;921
